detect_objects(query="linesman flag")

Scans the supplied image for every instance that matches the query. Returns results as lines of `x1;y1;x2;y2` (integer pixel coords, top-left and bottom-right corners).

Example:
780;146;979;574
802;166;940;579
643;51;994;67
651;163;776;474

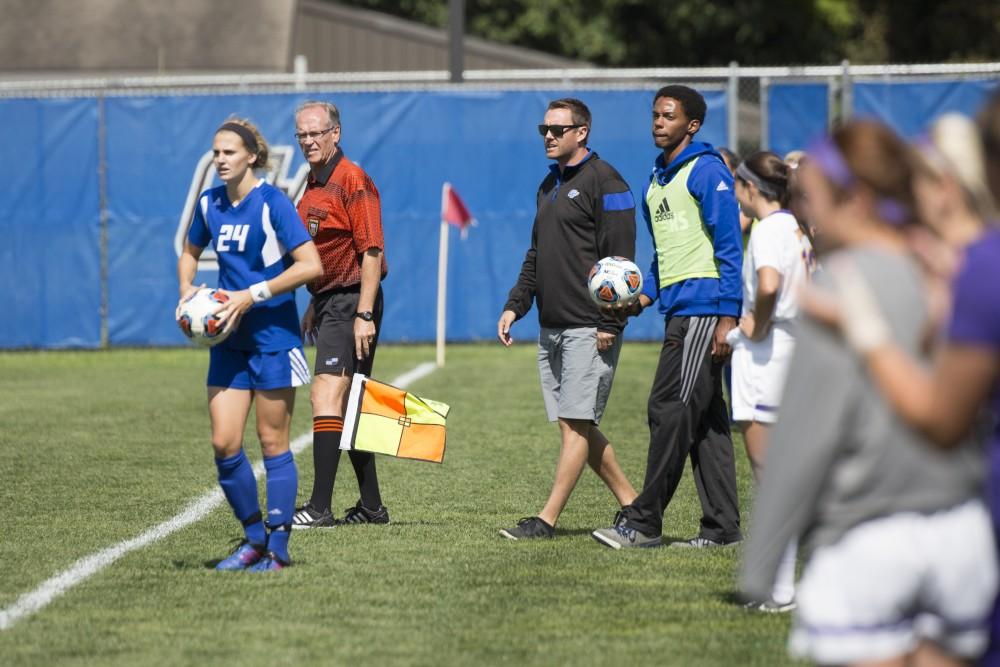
441;182;476;239
339;374;450;464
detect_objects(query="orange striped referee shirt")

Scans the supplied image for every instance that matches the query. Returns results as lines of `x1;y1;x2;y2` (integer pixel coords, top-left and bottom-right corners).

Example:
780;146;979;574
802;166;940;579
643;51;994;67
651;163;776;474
297;150;388;295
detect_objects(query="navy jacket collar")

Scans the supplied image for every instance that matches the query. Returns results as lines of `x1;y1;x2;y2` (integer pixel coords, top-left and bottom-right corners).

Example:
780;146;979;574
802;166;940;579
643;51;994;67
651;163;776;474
548;149;595;181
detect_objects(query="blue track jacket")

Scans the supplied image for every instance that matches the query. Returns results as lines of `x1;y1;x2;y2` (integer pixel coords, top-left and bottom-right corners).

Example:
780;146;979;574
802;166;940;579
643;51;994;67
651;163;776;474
640;141;743;319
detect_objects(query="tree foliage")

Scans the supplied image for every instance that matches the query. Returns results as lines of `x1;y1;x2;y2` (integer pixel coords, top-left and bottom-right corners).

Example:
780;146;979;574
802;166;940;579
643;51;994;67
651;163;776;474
339;0;1000;65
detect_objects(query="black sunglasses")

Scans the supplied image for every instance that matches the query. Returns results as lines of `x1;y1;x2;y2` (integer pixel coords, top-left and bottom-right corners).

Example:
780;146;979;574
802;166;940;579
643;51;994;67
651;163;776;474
538;124;583;138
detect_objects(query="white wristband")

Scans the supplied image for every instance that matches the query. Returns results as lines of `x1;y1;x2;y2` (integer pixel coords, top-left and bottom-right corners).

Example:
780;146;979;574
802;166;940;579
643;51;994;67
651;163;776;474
249;280;272;304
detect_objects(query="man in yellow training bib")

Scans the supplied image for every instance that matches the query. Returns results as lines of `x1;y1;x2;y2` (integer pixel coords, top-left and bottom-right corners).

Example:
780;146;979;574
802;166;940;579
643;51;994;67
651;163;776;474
593;85;744;549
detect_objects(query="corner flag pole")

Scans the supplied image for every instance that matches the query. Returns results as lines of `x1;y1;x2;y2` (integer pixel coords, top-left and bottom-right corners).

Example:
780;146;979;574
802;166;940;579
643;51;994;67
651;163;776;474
436;183;449;367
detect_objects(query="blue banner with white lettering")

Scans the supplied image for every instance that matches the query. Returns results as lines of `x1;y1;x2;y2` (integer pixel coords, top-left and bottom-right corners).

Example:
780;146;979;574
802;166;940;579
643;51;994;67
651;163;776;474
2;88;733;347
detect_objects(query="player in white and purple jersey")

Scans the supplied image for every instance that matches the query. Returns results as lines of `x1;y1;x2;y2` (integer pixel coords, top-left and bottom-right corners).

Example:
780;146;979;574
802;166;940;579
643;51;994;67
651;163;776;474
177;117;321;572
818;104;1000;665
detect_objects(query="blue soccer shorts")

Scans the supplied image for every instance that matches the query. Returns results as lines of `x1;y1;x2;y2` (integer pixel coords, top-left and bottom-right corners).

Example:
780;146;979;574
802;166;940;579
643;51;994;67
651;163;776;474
207;345;312;390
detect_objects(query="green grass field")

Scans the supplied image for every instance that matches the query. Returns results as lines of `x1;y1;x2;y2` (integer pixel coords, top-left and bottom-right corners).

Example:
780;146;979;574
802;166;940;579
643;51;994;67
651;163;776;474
0;343;795;666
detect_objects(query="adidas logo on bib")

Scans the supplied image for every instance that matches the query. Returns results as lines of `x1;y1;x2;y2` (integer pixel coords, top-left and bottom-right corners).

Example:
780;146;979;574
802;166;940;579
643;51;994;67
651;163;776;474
653;199;670;223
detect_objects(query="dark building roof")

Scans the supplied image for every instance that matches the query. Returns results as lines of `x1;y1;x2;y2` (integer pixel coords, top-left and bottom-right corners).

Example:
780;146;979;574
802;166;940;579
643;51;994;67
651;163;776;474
0;0;583;75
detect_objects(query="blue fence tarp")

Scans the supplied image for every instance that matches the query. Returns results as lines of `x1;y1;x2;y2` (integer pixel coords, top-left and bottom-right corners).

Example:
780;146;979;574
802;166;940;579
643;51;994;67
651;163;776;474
15;79;998;349
0;97;102;348
853;79;998;137
2;88;728;348
767;82;829;156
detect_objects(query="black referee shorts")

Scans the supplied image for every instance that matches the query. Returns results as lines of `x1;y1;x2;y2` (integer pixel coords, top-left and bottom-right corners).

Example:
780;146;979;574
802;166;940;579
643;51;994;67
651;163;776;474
312;286;384;377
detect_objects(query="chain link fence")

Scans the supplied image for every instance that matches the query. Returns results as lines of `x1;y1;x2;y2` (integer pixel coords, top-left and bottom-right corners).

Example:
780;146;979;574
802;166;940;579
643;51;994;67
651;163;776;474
3;62;998;150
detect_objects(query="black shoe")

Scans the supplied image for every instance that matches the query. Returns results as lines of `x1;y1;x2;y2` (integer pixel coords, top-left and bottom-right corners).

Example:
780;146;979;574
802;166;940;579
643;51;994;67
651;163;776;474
336;500;391;525
671;536;742;548
291;501;336;529
499;516;555;540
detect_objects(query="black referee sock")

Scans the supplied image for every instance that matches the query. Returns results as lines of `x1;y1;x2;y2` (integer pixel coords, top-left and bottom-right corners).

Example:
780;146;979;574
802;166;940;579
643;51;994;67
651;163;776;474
309;416;343;513
349;450;383;510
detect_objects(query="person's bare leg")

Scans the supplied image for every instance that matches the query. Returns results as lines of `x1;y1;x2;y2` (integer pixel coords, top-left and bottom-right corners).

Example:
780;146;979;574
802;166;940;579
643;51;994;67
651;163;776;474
850;655;906;667
741;420;769;482
586;427;637;507
537;418;591;528
909;641;972;667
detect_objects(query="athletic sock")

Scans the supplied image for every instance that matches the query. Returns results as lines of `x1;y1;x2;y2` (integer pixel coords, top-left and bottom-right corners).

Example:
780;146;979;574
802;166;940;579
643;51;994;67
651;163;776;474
215;449;266;546
308;416;343;512
771;538;798;605
349;450;383;509
263;450;297;563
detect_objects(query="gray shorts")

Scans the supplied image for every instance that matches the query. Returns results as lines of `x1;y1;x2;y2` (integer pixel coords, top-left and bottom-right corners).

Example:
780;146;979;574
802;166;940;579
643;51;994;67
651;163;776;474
537;326;622;425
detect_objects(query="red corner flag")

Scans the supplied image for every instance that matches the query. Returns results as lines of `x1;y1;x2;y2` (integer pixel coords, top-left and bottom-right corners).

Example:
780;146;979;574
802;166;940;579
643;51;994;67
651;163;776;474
441;182;476;239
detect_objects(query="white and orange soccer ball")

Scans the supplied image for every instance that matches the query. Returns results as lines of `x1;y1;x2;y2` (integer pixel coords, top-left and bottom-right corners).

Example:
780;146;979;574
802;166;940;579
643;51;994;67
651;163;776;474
588;256;643;306
177;287;232;347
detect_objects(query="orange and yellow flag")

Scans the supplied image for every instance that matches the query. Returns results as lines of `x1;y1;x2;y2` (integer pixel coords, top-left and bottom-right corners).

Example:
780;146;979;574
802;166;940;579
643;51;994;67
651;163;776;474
339;374;450;464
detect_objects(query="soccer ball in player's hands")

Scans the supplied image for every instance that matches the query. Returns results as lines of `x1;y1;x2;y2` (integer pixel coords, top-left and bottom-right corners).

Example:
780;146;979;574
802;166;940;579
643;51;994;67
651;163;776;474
177;287;233;347
588;256;643;308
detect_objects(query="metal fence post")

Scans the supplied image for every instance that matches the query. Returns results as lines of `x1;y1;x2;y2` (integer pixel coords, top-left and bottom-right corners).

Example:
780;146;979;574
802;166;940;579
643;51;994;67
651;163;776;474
98;93;109;348
727;61;739;150
759;75;770;151
827;75;836;131
449;0;464;83
841;59;853;122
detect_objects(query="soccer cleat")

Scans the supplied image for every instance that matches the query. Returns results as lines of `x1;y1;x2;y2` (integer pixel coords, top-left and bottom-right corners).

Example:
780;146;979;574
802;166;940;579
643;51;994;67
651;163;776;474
743;598;797;614
291;501;337;529
670;536;741;549
591;524;662;549
499;516;555;540
215;540;265;571
336;500;391;525
247;551;290;572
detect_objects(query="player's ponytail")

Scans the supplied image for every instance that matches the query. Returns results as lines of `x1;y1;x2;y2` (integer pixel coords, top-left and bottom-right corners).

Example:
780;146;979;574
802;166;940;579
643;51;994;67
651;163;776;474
977;89;1000;221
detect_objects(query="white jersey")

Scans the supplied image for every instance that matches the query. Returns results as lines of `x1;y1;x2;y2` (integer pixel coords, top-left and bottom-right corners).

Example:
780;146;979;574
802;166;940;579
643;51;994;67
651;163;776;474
741;210;815;322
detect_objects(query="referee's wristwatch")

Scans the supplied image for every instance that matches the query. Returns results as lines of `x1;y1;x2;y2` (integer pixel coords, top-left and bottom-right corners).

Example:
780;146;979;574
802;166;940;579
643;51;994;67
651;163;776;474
354;311;374;322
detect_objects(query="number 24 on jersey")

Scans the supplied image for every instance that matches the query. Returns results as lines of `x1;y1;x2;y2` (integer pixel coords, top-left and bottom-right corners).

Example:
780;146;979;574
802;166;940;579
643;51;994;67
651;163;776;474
217;224;249;252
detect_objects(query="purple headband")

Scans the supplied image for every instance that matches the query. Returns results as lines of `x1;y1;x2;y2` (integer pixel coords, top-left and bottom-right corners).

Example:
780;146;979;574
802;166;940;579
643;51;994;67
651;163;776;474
807;135;909;225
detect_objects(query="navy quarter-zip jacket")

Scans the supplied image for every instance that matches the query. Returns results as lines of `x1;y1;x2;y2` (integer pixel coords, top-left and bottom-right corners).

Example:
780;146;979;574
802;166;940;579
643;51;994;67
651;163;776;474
504;150;637;335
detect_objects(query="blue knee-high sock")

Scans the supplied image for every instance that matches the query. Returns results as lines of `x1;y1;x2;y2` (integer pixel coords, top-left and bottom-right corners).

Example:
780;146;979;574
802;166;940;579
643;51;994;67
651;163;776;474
263;450;298;562
215;449;266;546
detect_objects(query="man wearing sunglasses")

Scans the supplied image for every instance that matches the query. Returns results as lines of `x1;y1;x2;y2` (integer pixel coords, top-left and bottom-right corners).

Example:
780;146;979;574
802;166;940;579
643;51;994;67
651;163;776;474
498;98;639;540
290;100;391;529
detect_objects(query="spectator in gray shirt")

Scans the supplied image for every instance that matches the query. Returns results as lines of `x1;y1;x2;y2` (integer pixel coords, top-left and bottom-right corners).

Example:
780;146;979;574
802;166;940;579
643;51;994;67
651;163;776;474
740;120;994;667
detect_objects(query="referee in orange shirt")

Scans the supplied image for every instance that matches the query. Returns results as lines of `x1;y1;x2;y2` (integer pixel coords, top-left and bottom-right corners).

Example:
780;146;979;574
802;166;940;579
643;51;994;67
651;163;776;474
290;100;390;528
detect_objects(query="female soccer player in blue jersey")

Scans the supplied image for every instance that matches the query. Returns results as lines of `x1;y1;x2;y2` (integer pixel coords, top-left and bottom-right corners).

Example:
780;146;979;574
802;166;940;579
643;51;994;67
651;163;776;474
177;117;322;572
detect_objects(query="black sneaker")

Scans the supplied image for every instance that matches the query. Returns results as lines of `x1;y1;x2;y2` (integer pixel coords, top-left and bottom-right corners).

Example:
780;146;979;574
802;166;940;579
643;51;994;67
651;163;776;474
670;536;742;548
336;500;391;525
291;501;336;529
499;517;555;540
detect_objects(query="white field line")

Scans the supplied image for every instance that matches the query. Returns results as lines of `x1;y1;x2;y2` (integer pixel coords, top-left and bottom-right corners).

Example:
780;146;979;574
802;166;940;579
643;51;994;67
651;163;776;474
0;361;438;631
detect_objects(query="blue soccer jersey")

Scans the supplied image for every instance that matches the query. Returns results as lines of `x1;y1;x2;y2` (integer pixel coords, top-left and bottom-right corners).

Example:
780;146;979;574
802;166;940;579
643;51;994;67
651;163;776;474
188;180;311;352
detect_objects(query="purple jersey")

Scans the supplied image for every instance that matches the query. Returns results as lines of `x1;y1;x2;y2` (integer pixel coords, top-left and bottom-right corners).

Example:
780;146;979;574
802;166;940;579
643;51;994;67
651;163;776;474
948;229;1000;532
949;229;1000;426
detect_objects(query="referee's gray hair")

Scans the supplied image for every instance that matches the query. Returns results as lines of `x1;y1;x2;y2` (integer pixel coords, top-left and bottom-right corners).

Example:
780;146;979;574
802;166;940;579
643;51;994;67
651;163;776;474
295;100;340;128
